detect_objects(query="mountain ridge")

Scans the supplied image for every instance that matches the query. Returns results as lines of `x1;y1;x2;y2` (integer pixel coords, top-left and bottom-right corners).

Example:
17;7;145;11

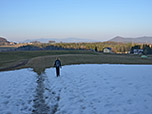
109;36;152;43
22;38;99;43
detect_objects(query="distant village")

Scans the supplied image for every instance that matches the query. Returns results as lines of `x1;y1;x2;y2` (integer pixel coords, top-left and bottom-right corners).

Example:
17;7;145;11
1;37;152;55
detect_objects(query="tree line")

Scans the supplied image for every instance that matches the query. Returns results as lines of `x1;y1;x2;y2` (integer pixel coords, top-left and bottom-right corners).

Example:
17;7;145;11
31;41;151;53
131;44;152;55
18;41;152;54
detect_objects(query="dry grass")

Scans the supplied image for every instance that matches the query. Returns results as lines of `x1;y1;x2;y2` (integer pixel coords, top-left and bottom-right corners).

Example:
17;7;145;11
1;50;152;74
24;53;152;74
0;50;95;72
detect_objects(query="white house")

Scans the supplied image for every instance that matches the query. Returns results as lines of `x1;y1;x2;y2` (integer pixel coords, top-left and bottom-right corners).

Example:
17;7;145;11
103;47;112;53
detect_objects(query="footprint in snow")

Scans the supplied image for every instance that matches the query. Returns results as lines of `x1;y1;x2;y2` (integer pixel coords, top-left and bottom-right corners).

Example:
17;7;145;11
128;82;133;86
108;110;120;114
110;86;116;91
104;103;114;108
3;100;9;105
28;100;32;104
5;95;11;99
104;78;107;81
147;93;152;97
106;81;110;84
127;99;133;105
6;111;12;114
118;92;123;95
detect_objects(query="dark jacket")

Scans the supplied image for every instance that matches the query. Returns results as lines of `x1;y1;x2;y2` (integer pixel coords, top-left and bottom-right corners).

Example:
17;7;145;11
54;59;61;68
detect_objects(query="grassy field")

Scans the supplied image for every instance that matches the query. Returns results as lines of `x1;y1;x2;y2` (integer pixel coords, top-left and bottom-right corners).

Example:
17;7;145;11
0;50;96;71
0;50;95;65
0;50;152;74
0;47;16;51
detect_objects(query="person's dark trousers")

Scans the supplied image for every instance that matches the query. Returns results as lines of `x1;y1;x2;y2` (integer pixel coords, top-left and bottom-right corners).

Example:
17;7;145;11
56;67;60;77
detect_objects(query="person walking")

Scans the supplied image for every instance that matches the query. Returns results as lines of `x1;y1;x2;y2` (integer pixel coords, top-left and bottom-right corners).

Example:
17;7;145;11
54;58;62;77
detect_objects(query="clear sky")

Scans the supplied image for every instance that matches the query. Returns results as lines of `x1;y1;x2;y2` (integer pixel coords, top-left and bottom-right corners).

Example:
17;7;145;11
0;0;152;41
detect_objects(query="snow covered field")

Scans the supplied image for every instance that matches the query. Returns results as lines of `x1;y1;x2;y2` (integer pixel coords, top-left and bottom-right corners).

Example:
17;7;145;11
0;64;152;114
0;69;37;114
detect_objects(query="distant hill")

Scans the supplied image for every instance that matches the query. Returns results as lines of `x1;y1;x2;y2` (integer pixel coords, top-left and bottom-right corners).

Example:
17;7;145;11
22;38;99;43
109;36;152;44
0;37;8;42
0;37;10;45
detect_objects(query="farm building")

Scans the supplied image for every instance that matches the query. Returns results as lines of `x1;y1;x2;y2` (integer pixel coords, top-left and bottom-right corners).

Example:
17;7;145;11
133;49;143;54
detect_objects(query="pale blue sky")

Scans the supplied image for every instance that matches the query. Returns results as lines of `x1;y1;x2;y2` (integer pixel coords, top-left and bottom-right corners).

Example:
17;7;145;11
0;0;152;41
